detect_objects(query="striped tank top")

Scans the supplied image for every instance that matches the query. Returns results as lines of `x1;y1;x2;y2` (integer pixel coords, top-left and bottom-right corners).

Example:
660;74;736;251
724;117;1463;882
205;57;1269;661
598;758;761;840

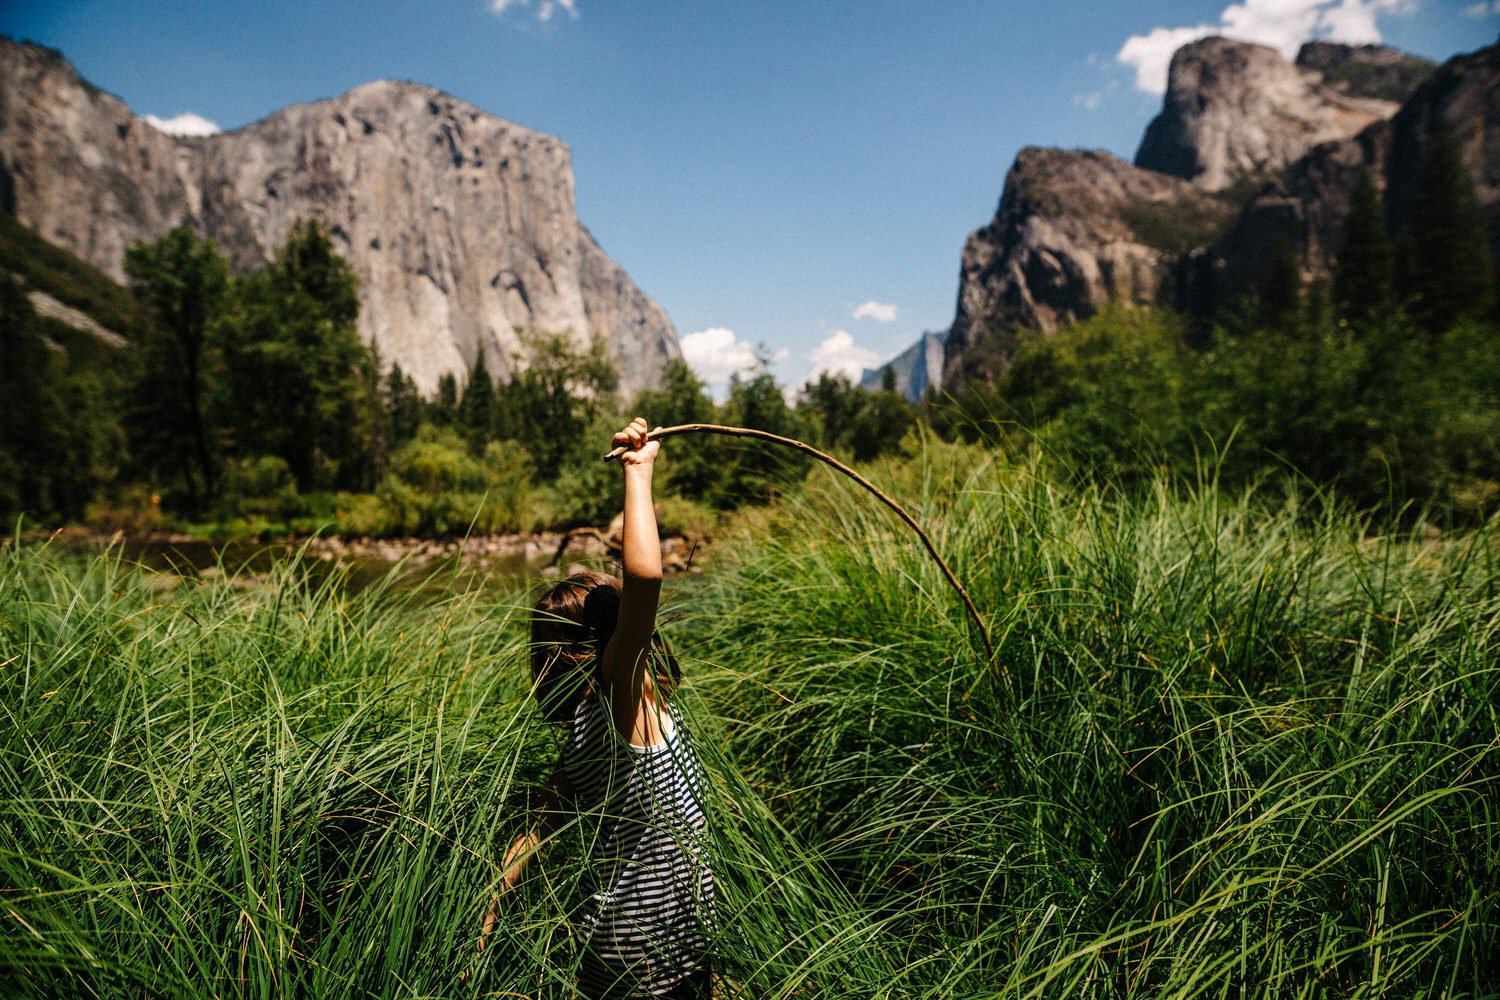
562;690;715;997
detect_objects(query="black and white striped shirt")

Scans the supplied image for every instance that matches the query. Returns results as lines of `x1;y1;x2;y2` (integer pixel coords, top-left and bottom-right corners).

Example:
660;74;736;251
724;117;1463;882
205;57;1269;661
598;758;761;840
563;690;714;997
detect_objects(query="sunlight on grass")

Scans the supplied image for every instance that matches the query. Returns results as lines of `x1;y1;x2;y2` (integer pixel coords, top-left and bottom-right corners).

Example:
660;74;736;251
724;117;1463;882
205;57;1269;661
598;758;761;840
2;443;1496;997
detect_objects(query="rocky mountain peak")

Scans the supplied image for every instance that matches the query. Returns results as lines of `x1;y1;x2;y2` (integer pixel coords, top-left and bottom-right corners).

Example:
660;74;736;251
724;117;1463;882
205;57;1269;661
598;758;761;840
0;37;680;397
933;34;1480;392
940;147;1234;385
1134;35;1401;192
1294;41;1435;102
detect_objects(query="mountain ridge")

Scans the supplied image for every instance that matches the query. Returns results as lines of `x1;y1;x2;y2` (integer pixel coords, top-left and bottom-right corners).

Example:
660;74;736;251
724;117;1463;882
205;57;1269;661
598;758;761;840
930;35;1496;392
0;36;680;396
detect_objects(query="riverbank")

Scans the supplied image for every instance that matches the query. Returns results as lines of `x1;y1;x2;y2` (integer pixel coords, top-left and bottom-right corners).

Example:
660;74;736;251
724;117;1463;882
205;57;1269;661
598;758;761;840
29;517;710;582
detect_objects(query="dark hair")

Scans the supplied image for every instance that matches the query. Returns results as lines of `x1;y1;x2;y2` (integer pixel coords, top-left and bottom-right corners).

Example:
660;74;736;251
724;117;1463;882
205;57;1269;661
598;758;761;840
529;571;680;724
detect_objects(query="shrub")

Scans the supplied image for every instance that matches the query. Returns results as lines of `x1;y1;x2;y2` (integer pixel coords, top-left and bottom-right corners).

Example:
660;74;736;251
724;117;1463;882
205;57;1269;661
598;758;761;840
218;455;300;521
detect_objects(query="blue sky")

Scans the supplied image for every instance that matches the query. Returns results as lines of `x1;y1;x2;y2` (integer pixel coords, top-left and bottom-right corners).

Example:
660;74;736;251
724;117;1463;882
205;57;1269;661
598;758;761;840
3;1;1494;396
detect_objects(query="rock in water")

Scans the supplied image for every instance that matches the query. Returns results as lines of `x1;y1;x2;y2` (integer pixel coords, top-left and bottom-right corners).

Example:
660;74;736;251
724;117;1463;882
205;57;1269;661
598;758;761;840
0;38;680;396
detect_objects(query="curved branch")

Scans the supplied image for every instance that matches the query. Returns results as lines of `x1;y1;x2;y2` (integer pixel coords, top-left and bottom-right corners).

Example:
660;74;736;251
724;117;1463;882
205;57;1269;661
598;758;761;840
604;423;1003;683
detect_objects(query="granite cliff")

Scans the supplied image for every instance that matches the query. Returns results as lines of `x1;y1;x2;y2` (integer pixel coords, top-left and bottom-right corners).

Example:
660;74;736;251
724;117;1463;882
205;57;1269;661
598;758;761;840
1211;40;1500;303
937;36;1457;389
0;38;679;396
1134;37;1426;192
859;330;946;398
943;147;1234;385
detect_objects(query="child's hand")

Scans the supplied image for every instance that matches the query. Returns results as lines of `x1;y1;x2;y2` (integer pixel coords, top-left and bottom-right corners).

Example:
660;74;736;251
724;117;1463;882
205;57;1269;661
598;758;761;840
613;417;660;468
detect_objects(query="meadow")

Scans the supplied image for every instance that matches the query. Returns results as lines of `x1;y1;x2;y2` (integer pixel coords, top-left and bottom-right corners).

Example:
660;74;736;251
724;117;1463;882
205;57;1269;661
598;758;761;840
2;440;1496;998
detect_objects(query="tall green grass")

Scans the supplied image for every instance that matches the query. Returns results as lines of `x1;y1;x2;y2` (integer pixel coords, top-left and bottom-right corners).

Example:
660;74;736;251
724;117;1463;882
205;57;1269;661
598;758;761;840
2;442;1496;997
688;441;1499;997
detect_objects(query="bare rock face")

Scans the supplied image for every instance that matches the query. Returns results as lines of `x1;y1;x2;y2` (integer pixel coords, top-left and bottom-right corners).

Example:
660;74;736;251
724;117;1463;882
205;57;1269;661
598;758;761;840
1210;41;1499;303
859;330;946;400
1295;41;1435;104
941;148;1234;385
1135;36;1403;192
0;40;191;277
0;38;680;397
933;35;1443;390
576;224;680;398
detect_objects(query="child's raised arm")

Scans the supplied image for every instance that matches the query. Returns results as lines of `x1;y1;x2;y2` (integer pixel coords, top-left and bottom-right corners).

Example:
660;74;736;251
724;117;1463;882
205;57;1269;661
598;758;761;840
598;416;667;745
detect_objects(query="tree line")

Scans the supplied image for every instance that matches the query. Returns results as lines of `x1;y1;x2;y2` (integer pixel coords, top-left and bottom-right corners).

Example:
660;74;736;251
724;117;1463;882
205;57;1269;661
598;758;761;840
2;123;1494;534
1;217;919;535
947;126;1499;520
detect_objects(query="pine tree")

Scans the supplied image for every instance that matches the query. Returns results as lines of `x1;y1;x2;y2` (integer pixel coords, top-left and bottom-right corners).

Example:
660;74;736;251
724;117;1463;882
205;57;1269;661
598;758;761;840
459;348;499;453
1405;123;1493;335
1259;238;1302;330
1333;171;1394;329
212;220;374;492
385;363;422;447
801;371;863;452
124;224;228;510
631;358;719;500
432;373;460;427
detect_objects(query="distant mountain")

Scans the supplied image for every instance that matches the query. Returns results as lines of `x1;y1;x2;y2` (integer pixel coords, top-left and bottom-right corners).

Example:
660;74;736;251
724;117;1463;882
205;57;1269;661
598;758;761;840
1211;40;1500;307
859;330;946;400
0;37;680;396
932;35;1483;389
1134;37;1424;192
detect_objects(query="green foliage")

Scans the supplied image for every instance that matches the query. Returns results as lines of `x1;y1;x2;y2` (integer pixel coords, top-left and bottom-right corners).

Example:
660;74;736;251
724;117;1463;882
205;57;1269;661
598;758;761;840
366;426;544;536
801;371;865;453
1318;55;1433;102
497;328;618;481
1192;314;1370;486
431;372;460;427
1404;124;1494;335
5;451;1495;996
1259;237;1303;329
458;348;500;452
799;367;917;464
125;224;229;510
631;358;720;501
0;274;122;523
378;426;489;534
973;296;1500;521
211;220;378;493
0;211;142;336
1333;171;1394;327
995;303;1193;479
216;454;299;521
384;363;423;448
540;410;629;528
848;385;915;462
1115;193;1236;254
716;370;811;507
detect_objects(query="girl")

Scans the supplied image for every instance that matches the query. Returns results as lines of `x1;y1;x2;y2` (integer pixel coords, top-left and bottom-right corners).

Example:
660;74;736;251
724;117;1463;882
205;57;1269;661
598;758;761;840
481;417;715;999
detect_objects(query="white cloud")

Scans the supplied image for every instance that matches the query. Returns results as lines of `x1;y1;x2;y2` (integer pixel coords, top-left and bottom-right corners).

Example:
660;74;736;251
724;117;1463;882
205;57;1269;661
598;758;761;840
140;112;220;137
490;0;578;21
1075;91;1105;110
679;326;767;396
853;300;898;322
805;329;884;384
1119;25;1218;94
1464;1;1500;15
1118;0;1417;94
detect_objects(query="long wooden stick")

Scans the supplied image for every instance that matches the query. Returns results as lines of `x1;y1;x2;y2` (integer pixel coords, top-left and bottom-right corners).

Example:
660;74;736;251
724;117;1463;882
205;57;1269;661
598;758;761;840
604;423;1003;680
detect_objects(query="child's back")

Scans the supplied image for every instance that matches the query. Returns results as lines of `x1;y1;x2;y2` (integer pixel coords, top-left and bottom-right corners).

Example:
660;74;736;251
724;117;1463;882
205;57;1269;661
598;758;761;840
564;686;713;994
483;418;714;999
